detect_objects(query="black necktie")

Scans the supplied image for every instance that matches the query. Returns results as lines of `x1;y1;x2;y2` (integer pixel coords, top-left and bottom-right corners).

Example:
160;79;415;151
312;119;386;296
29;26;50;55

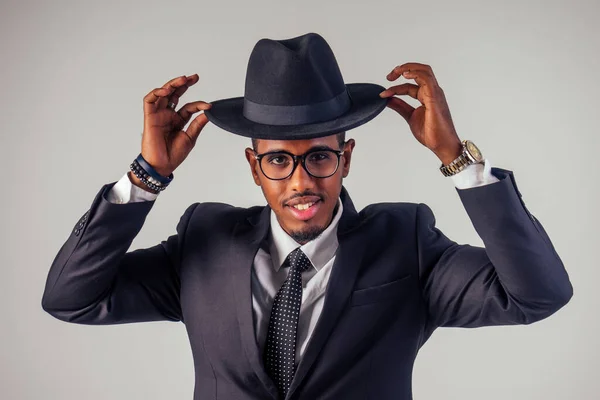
264;247;312;398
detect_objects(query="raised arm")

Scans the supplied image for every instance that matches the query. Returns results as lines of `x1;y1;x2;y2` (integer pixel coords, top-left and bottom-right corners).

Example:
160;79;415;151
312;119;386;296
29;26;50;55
42;73;212;324
41;187;198;324
418;167;573;340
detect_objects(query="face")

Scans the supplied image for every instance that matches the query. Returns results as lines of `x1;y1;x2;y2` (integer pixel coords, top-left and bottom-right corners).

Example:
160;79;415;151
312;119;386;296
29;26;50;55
245;133;355;244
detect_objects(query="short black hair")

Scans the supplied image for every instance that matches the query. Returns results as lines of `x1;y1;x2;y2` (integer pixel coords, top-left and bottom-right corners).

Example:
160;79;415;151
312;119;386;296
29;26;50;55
252;131;346;151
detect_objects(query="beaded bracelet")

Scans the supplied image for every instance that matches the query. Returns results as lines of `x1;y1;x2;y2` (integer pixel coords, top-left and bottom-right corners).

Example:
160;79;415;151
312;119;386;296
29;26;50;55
130;159;171;192
129;154;174;192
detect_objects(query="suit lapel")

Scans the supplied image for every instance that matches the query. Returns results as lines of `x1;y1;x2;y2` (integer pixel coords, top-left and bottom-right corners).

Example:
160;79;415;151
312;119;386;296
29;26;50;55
229;205;279;399
229;187;364;400
286;186;365;399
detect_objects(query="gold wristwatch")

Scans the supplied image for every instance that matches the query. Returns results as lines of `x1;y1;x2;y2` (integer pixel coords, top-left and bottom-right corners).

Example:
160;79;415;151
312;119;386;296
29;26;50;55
439;140;484;177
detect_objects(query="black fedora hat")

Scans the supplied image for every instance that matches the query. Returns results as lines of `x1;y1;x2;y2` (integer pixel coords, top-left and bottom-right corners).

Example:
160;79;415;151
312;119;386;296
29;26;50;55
204;32;388;140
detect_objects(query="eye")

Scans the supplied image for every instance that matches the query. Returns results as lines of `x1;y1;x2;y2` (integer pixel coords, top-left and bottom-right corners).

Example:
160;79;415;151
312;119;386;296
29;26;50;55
307;151;331;163
267;154;290;166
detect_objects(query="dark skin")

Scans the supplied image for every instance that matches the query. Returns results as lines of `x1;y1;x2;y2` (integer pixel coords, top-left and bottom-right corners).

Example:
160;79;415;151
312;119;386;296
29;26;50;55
245;136;355;244
132;63;463;242
380;62;463;165
243;62;463;242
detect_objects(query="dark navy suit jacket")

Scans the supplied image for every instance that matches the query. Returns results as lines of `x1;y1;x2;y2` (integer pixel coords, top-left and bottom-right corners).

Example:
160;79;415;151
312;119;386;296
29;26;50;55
42;167;573;399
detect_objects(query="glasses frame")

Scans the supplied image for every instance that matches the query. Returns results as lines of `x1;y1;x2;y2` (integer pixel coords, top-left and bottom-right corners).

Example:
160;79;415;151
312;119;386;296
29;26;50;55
253;147;345;181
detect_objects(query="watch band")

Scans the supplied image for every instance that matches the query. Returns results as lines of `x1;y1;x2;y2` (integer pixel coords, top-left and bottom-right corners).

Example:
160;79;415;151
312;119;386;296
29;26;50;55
439;140;482;177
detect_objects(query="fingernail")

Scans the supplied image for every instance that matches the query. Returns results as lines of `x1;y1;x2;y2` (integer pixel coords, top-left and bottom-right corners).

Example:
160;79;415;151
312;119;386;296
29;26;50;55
379;91;387;97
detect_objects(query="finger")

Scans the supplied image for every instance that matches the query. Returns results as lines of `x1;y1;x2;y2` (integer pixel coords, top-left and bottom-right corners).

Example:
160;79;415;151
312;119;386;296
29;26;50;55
178;100;212;123
143;87;177;115
185;113;210;144
162;74;191;89
156;75;192;109
379;83;420;100
387;62;435;81
390;62;432;74
168;74;200;108
386;97;415;122
401;69;437;89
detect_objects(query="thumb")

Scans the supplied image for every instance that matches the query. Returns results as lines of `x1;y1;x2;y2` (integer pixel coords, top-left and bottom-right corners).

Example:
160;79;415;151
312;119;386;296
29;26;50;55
169;113;209;160
185;113;210;144
386;97;414;123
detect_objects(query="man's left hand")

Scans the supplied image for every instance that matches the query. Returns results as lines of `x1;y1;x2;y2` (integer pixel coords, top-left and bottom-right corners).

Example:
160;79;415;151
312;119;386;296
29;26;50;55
379;63;462;165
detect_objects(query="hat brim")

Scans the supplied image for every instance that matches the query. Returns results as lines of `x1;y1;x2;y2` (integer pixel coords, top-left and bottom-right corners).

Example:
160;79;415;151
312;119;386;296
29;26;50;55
204;83;389;140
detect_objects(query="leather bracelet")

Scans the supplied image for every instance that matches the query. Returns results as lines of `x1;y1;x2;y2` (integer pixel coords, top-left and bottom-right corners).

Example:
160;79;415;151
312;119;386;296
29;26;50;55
129;156;173;192
135;154;174;185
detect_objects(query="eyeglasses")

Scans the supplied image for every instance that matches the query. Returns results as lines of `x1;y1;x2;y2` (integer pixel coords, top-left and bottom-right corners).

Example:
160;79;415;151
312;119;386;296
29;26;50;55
253;148;344;180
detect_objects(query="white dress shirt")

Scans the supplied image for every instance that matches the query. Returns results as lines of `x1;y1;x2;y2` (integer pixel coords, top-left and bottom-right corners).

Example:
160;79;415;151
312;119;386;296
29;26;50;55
107;159;499;364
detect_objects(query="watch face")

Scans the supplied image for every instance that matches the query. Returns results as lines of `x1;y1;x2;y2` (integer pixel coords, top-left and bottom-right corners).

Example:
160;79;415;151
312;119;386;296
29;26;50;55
466;141;483;161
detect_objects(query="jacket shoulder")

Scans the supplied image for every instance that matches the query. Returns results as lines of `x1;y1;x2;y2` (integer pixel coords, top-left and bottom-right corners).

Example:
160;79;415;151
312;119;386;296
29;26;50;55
187;201;264;227
359;201;420;222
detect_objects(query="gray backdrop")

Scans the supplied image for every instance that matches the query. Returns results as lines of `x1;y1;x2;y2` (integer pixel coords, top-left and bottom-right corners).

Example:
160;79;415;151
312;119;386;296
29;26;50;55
1;0;597;399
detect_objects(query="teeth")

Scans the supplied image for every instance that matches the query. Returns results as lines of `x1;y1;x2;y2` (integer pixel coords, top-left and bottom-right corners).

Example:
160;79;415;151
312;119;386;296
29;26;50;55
293;202;314;211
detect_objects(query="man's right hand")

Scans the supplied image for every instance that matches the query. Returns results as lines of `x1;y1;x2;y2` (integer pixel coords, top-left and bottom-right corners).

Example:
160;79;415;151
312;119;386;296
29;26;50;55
140;74;212;178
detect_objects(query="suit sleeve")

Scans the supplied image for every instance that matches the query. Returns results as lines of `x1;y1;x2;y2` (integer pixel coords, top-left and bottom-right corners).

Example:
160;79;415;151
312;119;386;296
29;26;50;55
417;167;573;334
41;181;198;325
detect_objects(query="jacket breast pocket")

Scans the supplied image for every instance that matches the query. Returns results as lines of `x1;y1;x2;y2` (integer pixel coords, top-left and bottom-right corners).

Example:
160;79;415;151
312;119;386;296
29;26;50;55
350;274;412;307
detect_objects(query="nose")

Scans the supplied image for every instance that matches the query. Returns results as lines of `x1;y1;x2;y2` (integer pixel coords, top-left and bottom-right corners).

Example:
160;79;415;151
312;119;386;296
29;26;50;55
288;161;315;192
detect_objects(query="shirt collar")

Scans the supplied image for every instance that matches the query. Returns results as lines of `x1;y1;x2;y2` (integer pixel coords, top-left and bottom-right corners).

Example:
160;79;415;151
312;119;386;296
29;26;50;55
269;197;342;272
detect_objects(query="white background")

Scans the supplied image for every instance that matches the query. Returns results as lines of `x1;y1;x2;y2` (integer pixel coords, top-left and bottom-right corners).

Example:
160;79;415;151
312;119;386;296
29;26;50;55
1;0;597;398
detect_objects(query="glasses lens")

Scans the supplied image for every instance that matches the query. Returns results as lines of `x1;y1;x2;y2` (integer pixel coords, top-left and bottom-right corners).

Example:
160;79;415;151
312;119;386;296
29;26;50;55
260;152;294;179
305;150;339;177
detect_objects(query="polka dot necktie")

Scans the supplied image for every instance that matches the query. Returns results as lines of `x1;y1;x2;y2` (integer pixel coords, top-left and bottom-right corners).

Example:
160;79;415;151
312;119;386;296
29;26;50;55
264;247;312;398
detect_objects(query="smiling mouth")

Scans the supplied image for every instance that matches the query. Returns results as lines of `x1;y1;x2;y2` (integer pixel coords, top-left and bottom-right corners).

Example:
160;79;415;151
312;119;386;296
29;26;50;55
293;202;316;210
286;198;322;221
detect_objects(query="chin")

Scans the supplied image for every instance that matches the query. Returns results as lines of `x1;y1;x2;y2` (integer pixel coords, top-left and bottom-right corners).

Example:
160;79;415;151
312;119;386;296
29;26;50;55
289;225;326;244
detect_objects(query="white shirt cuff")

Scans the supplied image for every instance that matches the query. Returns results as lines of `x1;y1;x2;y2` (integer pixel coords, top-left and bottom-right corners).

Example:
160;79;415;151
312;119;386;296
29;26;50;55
449;158;500;190
106;172;159;204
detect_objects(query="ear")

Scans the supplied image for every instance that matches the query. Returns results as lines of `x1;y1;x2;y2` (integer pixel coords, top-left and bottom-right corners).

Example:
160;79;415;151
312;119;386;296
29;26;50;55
341;138;355;178
245;147;261;186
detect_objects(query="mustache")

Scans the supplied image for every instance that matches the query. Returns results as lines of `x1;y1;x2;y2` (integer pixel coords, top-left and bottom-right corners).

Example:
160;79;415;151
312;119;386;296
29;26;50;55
284;191;324;203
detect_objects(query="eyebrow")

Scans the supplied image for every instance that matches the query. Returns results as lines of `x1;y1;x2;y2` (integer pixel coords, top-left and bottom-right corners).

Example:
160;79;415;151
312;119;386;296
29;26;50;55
261;145;338;154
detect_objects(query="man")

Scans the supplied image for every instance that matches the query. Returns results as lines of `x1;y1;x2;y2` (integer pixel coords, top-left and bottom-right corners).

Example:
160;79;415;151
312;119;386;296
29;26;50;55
41;33;573;400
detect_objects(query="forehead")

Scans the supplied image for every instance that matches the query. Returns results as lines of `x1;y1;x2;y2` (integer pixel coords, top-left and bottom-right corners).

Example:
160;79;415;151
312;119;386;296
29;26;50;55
255;133;339;153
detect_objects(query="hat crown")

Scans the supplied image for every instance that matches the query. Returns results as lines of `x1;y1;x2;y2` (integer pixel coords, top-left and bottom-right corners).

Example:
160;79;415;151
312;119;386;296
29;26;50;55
244;33;346;106
202;31;387;139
